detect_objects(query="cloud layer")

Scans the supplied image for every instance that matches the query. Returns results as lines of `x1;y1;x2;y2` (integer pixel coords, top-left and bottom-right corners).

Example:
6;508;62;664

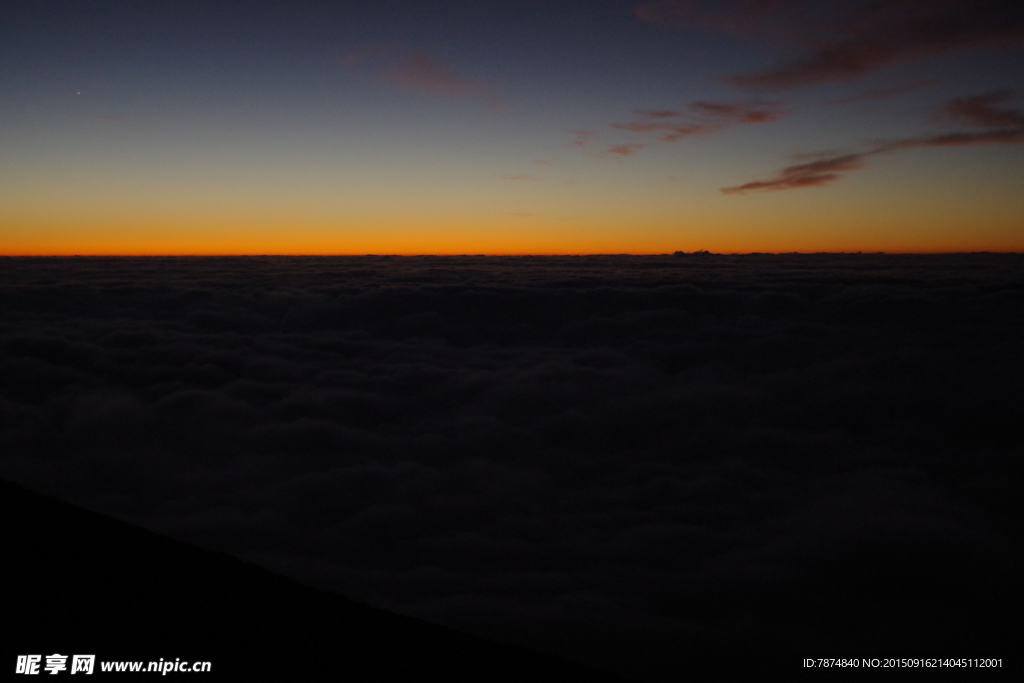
1;255;1020;680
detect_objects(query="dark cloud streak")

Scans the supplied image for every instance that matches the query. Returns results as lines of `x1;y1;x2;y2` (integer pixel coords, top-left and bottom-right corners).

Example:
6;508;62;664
603;143;647;156
936;90;1024;129
721;151;870;193
723;90;1024;193
343;45;497;105
726;1;1024;90
604;100;787;152
829;81;936;105
384;53;483;98
636;2;1024;91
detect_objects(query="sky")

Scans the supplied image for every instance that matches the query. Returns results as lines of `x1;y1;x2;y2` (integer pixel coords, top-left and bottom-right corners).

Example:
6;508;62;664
2;0;1024;255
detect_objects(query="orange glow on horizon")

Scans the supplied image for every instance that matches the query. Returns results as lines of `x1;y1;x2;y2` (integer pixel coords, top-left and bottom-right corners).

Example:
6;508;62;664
4;240;1022;257
4;209;1023;257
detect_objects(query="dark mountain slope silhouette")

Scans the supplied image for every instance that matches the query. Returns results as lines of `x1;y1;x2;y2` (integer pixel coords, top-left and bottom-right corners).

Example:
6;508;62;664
1;478;634;681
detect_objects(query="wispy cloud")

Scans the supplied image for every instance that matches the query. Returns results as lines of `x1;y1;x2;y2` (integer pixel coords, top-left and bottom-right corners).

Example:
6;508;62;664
636;2;1024;91
604;144;648;156
886;128;1024;151
611;120;713;140
570;130;597;147
688;101;786;123
342;44;499;106
935;90;1024;129
830;81;936;105
634;0;795;38
731;2;1024;90
721;152;873;193
384;54;483;98
501;174;540;181
722;90;1024;193
635;109;686;119
602;99;788;149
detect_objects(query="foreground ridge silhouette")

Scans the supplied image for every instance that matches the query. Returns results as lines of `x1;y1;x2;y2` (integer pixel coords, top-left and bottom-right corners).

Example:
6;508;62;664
1;479;634;681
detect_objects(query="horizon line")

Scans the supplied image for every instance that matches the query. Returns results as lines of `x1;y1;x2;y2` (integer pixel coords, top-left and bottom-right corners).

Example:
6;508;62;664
2;251;1022;258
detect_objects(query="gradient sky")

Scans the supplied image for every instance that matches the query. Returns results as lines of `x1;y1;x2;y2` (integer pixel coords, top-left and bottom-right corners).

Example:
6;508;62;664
3;0;1024;254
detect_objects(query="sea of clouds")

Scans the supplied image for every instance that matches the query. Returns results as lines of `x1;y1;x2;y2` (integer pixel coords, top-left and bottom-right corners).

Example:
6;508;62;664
1;254;1020;680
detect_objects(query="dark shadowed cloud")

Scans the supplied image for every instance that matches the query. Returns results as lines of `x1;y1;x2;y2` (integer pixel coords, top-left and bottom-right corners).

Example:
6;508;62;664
687;101;785;123
727;2;1024;90
935;90;1024;128
634;109;685;119
343;45;497;105
634;0;796;38
1;255;1021;680
603;143;648;156
636;2;1024;91
721;152;870;193
612;120;713;139
569;130;596;147
886;127;1024;150
723;90;1024;193
601;100;787;152
830;81;936;105
385;54;484;98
